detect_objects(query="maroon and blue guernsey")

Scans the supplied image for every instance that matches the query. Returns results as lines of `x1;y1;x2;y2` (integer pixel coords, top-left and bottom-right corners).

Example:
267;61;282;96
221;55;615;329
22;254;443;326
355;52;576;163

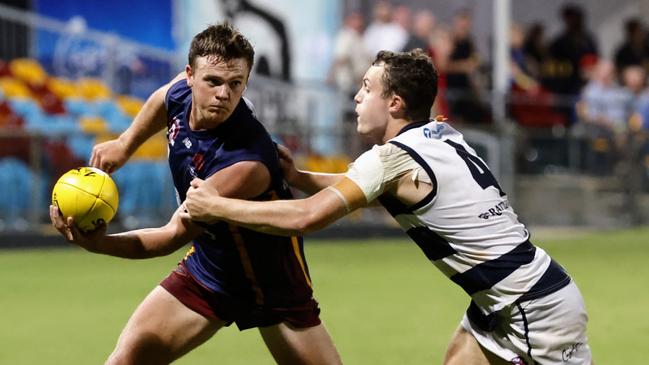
165;79;313;310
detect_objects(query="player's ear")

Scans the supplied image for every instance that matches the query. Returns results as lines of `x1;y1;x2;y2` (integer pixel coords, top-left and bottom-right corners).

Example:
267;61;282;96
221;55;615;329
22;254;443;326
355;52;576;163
388;94;407;116
185;64;194;87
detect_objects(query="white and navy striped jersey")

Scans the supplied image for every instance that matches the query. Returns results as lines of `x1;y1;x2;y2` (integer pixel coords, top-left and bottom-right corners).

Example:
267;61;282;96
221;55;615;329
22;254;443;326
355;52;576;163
345;120;570;315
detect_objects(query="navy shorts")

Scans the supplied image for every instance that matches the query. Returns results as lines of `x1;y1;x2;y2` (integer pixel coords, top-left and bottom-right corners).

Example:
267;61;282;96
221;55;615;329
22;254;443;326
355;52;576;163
160;263;322;330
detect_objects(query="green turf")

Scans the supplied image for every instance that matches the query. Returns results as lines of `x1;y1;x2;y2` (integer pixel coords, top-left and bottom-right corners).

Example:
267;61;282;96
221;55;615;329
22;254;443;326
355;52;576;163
1;228;648;364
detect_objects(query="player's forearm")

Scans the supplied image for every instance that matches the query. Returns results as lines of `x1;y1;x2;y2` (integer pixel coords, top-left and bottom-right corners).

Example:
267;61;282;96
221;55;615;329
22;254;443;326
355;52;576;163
211;199;307;236
199;191;347;237
86;228;185;259
198;195;334;236
291;170;345;195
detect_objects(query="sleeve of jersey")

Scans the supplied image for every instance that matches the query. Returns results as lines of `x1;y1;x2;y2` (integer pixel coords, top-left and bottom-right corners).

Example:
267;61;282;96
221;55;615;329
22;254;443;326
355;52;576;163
344;147;387;203
344;143;432;203
204;147;267;178
164;80;191;122
203;111;273;178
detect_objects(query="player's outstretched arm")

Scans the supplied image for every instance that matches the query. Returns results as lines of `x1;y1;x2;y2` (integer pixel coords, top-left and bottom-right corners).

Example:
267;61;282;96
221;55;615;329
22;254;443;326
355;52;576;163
90;72;186;173
50;205;202;259
183;177;366;236
276;144;345;195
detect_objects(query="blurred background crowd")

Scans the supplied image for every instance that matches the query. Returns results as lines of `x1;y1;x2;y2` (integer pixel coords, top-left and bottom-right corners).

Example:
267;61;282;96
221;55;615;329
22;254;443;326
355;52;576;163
0;0;648;235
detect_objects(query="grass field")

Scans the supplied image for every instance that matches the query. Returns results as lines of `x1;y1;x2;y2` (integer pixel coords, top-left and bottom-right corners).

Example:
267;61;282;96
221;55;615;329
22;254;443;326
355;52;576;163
1;227;648;364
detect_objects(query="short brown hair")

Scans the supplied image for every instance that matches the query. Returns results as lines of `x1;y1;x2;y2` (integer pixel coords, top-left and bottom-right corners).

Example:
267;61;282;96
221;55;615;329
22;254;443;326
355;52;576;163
372;49;438;121
188;23;255;72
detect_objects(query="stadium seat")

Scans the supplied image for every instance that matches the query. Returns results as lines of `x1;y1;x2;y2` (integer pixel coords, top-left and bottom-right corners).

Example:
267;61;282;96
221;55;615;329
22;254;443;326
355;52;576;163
28;82;66;115
112;161;173;226
8;58;47;87
0;77;32;99
132;132;167;160
94;100;131;132
48;114;80;135
43;140;84;181
67;134;96;160
0;158;37;225
64;98;97;117
9;99;44;124
115;95;144;117
77;78;112;100
0;101;24;129
47;77;80;100
79;116;109;134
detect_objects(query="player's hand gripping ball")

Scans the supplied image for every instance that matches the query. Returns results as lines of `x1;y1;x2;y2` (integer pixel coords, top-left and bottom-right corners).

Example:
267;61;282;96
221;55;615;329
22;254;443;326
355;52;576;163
52;167;119;232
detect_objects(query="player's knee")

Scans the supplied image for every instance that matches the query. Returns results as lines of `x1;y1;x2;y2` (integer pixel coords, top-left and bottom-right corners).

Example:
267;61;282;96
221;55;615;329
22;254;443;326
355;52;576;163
104;335;172;365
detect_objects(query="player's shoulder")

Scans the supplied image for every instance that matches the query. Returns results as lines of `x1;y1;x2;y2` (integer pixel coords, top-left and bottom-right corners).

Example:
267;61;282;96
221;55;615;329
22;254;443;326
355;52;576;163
391;117;463;147
242;96;258;118
165;78;191;109
372;141;408;159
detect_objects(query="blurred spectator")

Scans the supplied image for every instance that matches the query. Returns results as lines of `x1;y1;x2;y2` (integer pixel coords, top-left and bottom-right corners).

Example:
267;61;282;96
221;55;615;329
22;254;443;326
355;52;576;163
402;10;436;54
329;10;371;159
510;23;566;128
328;11;370;98
393;5;413;35
363;1;408;56
522;23;548;81
578;61;634;133
430;24;453;117
577;61;643;173
620;65;649;131
510;23;540;93
445;9;489;124
614;18;649;80
545;4;599;124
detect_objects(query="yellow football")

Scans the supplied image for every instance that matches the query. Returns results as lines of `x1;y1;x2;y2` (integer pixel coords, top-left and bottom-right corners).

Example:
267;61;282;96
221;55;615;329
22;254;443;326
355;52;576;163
52;167;119;232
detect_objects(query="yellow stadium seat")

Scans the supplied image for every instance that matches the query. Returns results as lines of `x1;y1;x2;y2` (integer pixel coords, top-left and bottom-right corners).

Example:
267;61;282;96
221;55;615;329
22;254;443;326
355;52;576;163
0;77;32;99
9;58;47;86
94;132;120;144
47;77;80;99
77;78;112;100
79;116;109;134
132;131;167;160
116;95;144;117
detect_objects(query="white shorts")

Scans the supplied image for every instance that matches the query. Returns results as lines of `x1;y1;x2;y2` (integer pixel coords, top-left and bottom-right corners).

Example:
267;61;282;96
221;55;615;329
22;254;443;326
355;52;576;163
461;281;592;364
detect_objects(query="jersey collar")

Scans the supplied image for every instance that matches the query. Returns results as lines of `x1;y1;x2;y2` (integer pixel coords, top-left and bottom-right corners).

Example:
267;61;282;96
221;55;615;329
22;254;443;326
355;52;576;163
396;120;430;136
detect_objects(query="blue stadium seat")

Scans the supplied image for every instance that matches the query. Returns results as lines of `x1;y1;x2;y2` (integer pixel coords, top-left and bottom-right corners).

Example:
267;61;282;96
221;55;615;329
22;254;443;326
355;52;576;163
67;134;96;161
64;98;97;117
112;161;174;226
95;100;131;132
9;99;42;120
0;158;38;227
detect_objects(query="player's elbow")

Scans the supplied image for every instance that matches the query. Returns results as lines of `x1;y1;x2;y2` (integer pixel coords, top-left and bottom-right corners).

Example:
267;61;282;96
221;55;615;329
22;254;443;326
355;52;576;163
292;207;328;234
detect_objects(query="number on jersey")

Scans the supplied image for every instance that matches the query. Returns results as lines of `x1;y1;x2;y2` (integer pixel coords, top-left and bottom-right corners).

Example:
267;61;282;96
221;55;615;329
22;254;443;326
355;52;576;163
445;140;505;197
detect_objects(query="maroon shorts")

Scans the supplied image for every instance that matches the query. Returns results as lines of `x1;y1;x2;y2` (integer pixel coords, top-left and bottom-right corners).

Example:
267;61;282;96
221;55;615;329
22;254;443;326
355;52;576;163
160;263;321;330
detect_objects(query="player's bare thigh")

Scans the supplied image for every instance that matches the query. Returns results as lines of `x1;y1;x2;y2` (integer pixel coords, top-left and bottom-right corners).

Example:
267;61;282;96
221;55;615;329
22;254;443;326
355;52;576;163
105;285;225;365
259;321;343;365
443;325;511;365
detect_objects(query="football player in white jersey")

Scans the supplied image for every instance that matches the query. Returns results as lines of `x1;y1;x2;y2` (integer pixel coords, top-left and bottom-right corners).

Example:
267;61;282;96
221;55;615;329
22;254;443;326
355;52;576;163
181;49;594;365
